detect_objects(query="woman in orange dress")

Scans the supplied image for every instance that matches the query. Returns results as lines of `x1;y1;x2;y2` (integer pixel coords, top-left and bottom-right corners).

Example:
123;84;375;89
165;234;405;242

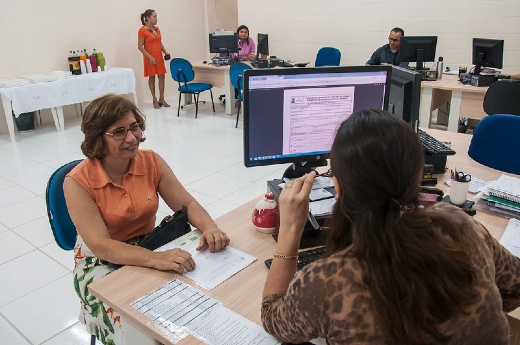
138;9;170;109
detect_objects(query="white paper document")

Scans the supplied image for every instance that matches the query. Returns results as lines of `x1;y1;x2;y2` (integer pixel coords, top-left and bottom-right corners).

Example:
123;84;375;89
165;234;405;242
309;188;334;201
281;176;334;190
155;233;256;290
131;279;281;345
499;218;520;257
309;198;336;216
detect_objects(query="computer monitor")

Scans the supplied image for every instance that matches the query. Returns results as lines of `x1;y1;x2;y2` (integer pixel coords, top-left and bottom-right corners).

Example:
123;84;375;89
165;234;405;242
257;33;269;58
209;31;238;57
472;38;504;75
399;36;438;71
387;65;422;131
243;66;392;178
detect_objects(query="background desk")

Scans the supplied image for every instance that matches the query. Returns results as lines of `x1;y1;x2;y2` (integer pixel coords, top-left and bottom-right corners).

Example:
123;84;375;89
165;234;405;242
420;75;488;132
0;68;137;142
89;128;520;344
191;62;234;115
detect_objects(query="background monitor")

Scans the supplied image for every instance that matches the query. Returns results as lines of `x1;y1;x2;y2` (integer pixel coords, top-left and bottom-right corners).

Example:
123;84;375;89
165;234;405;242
243;66;392;177
472;38;504;75
257;33;269;58
387;65;422;131
399;36;438;70
209;31;238;57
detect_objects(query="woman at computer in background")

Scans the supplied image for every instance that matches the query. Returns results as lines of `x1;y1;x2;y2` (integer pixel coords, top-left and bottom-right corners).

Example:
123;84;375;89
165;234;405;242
262;109;520;344
230;25;256;61
138;9;170;109
64;94;230;344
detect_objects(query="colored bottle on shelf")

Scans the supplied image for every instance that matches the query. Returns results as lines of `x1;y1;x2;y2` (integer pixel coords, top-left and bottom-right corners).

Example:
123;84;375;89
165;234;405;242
79;51;88;73
72;50;77;57
83;49;89;58
71;56;81;75
92;48;97;56
96;52;106;71
89;55;98;72
68;51;74;72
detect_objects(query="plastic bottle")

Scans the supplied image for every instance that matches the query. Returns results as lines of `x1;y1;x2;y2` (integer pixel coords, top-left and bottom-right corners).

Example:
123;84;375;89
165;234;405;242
89;55;98;72
79;50;88;73
72;50;77;57
86;58;93;73
437;57;444;80
68;51;74;72
92;48;97;55
83;49;89;58
96;52;106;71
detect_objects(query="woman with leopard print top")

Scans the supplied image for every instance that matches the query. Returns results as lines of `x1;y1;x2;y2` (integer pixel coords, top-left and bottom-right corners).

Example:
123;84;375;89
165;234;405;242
262;109;520;345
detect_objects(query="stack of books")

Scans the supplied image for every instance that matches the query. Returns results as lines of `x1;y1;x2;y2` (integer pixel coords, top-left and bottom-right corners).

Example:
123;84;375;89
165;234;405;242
480;175;520;217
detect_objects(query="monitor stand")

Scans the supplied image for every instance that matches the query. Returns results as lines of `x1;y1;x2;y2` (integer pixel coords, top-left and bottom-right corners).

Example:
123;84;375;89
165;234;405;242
282;159;328;179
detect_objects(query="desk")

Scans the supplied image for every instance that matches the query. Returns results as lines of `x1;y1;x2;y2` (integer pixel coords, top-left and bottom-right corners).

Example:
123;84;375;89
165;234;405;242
0;68;137;142
420;75;488;132
191;62;234;115
89;128;520;344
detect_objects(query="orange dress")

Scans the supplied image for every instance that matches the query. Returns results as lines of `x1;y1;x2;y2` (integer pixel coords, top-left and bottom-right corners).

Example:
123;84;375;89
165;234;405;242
138;26;167;77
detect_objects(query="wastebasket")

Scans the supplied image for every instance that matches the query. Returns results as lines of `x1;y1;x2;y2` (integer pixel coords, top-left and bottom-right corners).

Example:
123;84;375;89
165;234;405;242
12;110;35;132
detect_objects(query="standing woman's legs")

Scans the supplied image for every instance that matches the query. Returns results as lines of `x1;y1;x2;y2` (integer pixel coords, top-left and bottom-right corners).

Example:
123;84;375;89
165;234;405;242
148;75;160;108
158;74;169;107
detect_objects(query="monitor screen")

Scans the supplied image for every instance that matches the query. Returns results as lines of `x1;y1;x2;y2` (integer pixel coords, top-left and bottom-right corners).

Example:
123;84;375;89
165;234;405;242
209;32;238;56
399;36;438;70
257;33;269;57
472;38;504;74
387;65;422;130
243;66;392;173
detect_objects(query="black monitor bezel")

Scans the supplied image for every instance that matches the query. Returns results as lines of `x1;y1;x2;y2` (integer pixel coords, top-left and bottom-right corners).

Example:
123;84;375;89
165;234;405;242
472;38;504;71
208;32;238;54
387;65;422;131
399;36;438;69
257;33;269;57
243;65;392;168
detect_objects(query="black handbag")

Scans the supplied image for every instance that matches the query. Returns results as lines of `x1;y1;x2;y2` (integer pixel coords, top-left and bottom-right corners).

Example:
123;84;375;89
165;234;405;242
103;206;191;269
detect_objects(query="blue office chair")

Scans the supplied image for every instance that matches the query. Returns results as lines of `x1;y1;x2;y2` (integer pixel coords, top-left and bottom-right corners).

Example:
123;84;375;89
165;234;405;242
468;115;520;175
170;58;215;118
315;47;341;67
46;159;96;345
230;63;253;128
483;80;520;116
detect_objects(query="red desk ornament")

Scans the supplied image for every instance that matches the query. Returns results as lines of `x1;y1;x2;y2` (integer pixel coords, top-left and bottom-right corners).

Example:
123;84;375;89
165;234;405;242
252;193;279;234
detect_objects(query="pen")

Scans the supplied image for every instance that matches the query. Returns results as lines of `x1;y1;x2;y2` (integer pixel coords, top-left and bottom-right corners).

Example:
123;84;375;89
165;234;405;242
308;211;320;230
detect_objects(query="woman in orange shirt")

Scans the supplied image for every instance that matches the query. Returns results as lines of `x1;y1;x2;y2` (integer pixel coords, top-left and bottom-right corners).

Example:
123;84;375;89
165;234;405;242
138;9;170;109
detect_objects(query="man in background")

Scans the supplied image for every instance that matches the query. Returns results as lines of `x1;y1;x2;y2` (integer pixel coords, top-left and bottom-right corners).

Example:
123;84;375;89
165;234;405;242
367;28;405;66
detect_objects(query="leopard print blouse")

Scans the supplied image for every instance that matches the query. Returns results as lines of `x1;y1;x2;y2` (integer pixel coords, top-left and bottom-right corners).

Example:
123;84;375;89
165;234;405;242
262;203;520;344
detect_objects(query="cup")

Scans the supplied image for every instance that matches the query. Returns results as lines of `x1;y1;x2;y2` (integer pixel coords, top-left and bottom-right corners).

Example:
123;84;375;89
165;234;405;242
450;180;470;205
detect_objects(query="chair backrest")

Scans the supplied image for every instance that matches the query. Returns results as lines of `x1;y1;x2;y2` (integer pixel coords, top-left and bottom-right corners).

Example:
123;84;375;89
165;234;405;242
483;80;520;116
468;114;520;175
229;63;253;90
170;58;195;84
46;160;83;250
315;47;341;67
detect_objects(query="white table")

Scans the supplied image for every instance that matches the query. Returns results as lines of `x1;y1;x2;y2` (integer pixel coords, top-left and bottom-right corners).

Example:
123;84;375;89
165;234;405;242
0;68;137;142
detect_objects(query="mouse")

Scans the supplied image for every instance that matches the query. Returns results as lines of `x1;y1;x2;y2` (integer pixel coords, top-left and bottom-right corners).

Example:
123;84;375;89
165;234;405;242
203;60;207;64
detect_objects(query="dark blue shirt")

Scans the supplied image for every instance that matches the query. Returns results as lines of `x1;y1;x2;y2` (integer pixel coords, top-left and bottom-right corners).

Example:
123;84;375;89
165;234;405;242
366;44;406;67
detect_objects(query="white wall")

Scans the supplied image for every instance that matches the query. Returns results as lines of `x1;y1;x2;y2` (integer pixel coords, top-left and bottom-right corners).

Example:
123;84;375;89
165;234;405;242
0;0;209;133
238;0;520;73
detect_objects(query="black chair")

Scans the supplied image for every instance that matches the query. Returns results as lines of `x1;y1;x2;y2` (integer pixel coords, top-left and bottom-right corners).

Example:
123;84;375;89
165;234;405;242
170;58;215;118
483;80;520;116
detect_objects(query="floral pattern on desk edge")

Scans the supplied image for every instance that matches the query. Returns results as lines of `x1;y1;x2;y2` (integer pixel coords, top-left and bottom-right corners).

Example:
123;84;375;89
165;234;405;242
74;243;123;345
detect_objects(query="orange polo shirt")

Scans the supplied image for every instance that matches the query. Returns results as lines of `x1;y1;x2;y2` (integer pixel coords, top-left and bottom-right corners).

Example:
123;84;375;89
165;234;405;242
68;150;161;241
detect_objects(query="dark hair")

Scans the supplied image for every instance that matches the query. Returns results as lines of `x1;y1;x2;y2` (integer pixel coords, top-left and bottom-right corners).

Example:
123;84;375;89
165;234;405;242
81;94;146;159
328;109;479;344
140;9;155;26
237;25;250;45
391;27;404;36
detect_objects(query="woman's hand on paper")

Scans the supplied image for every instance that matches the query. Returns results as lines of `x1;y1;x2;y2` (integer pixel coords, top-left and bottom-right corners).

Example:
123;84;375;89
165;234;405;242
152;248;195;273
196;228;230;253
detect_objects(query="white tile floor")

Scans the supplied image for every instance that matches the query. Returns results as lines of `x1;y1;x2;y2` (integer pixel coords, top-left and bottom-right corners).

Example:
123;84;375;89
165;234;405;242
0;97;287;344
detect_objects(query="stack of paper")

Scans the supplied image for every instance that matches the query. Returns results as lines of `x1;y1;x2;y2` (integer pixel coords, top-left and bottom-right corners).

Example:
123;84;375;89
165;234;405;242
480;175;520;216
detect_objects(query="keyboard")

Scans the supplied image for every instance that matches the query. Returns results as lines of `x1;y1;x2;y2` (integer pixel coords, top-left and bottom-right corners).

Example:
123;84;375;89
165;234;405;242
264;246;326;270
417;128;456;155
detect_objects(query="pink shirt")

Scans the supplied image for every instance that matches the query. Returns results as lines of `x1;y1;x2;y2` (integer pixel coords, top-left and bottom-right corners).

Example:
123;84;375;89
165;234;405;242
230;38;256;59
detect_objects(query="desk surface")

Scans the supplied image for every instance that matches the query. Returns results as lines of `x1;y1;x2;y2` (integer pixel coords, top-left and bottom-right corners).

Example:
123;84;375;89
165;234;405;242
89;128;519;344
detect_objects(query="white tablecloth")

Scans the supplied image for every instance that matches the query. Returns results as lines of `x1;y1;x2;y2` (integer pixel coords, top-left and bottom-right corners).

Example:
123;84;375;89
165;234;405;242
0;67;136;117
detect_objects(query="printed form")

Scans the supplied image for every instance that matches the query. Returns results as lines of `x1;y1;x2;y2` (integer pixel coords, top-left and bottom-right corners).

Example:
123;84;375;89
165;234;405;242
282;86;355;154
131;279;281;345
155;232;256;290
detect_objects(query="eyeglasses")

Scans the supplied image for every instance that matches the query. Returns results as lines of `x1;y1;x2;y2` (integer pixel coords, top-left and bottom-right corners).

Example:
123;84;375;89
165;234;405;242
105;123;143;140
388;37;400;43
